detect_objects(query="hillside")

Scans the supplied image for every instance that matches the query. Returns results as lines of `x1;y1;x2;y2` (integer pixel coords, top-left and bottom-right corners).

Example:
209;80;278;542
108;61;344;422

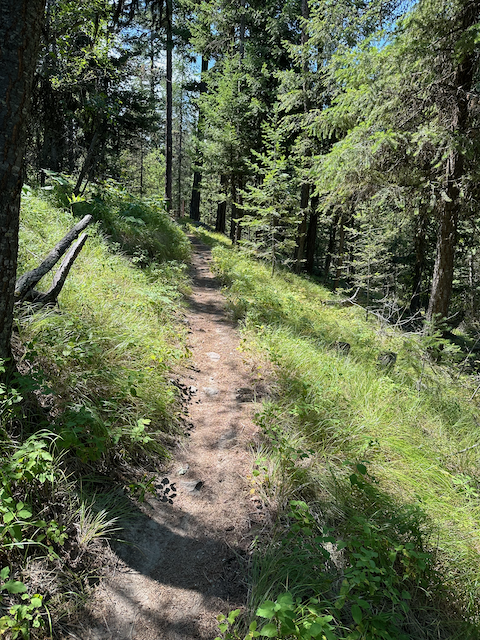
3;190;480;639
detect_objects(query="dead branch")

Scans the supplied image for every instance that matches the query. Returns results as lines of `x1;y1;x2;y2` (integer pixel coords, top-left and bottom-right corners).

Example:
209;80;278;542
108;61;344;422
323;287;360;307
23;234;89;306
15;214;92;300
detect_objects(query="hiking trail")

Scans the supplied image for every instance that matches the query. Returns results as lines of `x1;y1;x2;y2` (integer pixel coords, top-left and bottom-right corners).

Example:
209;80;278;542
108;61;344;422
66;237;268;640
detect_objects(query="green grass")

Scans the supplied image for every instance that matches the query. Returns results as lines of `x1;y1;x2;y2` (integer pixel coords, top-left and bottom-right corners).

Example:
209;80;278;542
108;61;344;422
206;240;480;639
0;187;191;637
17;189;190;464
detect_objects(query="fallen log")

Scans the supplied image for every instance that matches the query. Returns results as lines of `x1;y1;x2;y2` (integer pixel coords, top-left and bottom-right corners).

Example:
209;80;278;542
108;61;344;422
21;234;89;306
15;214;92;301
15;215;92;306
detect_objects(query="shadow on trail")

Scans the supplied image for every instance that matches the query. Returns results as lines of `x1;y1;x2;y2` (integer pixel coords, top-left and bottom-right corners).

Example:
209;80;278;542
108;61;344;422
65;491;247;639
110;495;246;599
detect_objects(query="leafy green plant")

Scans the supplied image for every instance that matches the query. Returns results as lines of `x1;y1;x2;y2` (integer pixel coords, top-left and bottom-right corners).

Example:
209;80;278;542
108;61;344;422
6;433;57;486
127;475;156;502
0;568;46;639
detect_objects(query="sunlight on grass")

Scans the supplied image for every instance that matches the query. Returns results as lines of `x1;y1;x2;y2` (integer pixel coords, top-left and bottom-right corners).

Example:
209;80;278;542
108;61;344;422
207;238;480;635
17;190;190;464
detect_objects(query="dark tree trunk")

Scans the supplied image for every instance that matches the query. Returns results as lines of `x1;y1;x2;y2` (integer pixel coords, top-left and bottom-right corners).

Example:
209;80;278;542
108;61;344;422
294;0;311;274
410;208;428;312
426;3;478;323
426;172;460;323
73;128;101;196
189;56;209;222
0;0;46;365
215;175;227;233
305;195;319;274
230;176;238;243
165;0;173;209
235;179;244;244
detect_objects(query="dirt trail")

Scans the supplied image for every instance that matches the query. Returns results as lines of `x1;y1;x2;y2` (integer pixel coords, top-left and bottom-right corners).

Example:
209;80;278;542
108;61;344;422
69;238;265;640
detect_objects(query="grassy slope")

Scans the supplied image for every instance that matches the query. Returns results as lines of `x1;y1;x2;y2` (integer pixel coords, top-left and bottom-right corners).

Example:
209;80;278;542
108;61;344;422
0;188;191;637
203;235;480;639
17;189;190;462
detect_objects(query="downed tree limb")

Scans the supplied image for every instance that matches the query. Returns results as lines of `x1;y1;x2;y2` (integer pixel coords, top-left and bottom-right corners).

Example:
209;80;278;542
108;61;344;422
322;287;360;307
15;214;92;300
22;234;89;305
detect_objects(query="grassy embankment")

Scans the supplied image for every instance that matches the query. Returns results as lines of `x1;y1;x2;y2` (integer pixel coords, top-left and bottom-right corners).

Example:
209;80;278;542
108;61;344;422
192;227;480;640
0;182;190;637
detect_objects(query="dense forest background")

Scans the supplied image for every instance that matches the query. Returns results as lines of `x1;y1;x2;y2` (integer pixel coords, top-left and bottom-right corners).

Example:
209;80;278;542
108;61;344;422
28;0;480;327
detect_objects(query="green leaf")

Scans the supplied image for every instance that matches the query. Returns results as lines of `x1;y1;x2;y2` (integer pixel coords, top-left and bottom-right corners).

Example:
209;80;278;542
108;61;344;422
356;463;367;475
227;609;241;624
0;567;9;581
30;596;43;608
3;580;27;594
276;592;294;608
257;601;276;618
351;604;362;624
259;622;278;637
309;622;326;637
17;510;32;520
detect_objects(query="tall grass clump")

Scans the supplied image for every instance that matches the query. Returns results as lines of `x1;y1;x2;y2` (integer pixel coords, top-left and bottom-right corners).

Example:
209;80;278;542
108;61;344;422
203;237;480;639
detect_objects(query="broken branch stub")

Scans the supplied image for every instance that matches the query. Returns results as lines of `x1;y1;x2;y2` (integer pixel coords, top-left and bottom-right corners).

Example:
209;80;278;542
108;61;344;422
15;214;92;300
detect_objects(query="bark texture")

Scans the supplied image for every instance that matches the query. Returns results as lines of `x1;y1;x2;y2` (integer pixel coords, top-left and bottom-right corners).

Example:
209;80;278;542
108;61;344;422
426;2;479;322
165;0;173;208
189;56;209;222
0;0;46;363
215;175;227;233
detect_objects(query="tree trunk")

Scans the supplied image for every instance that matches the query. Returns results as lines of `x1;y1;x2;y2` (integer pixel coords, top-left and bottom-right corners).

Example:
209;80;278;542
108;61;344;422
305;195;319;274
165;0;173;209
74;129;101;196
215;175;227;233
235;179;244;244
333;214;345;291
189;56;209;221
426;173;460;323
0;0;46;365
324;211;339;278
230;176;238;243
410;208;428;312
15;215;92;300
426;2;477;323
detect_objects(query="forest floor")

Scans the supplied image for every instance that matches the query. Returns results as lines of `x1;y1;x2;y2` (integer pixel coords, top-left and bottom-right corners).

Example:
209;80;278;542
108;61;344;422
64;237;268;640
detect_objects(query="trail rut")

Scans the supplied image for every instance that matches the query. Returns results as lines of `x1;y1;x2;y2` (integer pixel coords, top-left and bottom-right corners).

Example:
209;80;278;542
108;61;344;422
67;238;265;640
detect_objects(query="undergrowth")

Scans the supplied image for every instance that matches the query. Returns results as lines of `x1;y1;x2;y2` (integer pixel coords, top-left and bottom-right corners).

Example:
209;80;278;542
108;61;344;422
0;183;190;637
200;236;480;639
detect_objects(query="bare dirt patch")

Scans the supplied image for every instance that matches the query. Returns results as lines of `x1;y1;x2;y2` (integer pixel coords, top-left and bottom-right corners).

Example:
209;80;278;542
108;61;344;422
64;237;266;640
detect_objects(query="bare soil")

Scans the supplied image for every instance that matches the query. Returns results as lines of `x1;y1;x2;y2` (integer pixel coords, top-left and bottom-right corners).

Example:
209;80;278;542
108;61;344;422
65;238;267;640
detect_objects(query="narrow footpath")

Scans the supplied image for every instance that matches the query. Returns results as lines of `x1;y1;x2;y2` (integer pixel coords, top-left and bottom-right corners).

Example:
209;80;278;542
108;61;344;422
70;238;266;640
